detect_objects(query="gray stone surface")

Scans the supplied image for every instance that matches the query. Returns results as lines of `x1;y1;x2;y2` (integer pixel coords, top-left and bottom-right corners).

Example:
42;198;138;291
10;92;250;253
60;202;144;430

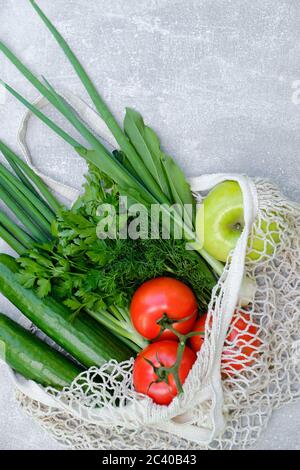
0;0;299;450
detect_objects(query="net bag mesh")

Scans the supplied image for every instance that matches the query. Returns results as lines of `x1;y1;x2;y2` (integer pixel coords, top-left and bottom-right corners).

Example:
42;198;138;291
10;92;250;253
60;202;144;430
12;177;300;450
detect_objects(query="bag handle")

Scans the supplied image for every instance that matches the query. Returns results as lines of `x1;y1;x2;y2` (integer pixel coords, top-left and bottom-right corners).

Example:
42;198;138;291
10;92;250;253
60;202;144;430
17;90;118;204
17;95;80;202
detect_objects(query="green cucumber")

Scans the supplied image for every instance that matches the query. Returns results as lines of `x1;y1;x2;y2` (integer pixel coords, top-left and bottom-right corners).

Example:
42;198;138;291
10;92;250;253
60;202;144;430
0;313;82;389
0;255;133;367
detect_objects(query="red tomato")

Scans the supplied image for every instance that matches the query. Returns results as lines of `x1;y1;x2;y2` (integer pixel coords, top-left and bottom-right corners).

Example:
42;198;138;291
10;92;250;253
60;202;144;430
189;314;207;352
189;311;261;376
225;311;261;354
133;341;196;405
130;277;198;341
221;311;261;377
221;350;256;376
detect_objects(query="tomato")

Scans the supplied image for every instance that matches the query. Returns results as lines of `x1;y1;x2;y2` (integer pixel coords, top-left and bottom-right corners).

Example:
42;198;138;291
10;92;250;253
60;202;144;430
225;311;261;354
130;277;198;341
133;341;196;405
189;310;261;376
189;314;206;352
221;311;261;377
221;350;255;376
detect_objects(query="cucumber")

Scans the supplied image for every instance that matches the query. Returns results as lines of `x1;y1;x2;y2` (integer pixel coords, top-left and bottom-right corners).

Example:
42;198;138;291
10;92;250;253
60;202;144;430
0;313;82;389
0;255;133;367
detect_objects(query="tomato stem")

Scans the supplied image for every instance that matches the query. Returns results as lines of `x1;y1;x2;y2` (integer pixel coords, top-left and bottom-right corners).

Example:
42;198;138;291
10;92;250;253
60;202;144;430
146;314;205;397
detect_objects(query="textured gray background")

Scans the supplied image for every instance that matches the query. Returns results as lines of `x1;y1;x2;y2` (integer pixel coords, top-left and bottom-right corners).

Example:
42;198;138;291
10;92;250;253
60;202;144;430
0;0;299;450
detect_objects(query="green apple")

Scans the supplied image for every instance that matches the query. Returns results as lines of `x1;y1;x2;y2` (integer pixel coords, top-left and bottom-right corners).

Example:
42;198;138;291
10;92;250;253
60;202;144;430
196;180;280;262
248;218;280;261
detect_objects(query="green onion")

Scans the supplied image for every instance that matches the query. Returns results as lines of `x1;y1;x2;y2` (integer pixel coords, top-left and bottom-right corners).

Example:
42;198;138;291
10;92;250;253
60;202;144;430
0;210;34;249
0;140;62;213
0;169;52;238
0;81;82;150
0;78;158;206
0;184;46;243
0;223;26;254
5;156;41;200
0;163;55;225
0;52;132;191
29;0;169;204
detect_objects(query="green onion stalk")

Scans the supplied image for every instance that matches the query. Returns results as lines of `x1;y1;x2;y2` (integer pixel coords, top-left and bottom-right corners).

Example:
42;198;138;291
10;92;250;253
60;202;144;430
0;140;62;246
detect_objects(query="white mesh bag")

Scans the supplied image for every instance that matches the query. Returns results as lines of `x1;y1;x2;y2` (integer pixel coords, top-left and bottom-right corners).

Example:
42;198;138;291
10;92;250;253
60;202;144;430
2;95;300;450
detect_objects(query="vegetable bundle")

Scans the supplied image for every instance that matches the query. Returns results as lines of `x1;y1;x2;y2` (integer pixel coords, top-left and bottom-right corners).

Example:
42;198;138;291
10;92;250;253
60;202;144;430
0;1;252;398
0;136;216;390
